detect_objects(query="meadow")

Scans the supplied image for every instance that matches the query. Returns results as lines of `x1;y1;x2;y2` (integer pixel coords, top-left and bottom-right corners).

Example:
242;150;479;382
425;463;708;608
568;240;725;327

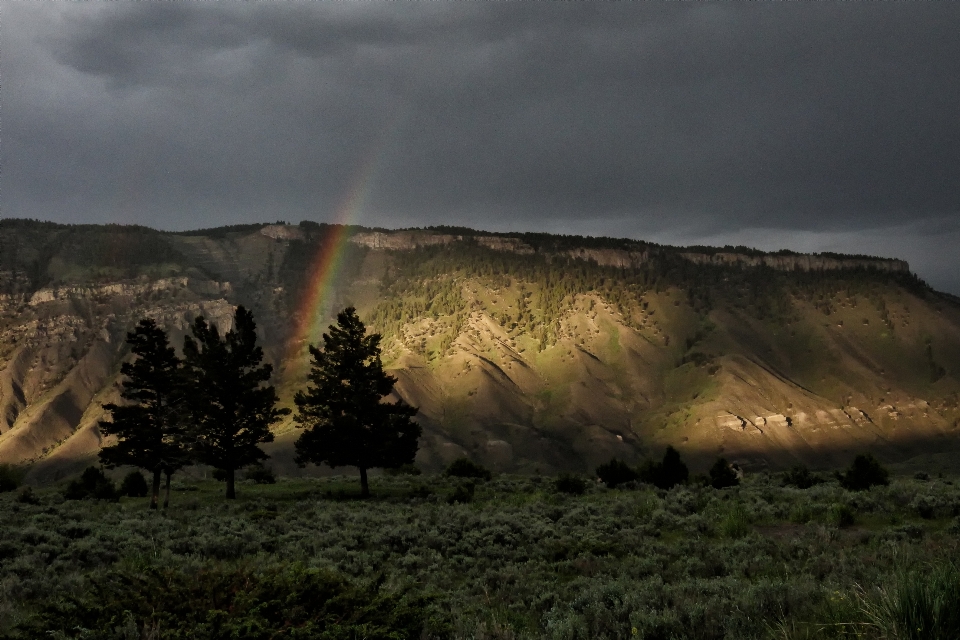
1;469;959;639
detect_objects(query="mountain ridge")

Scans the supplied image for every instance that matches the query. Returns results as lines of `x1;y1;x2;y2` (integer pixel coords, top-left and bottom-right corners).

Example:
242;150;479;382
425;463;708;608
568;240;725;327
1;219;957;483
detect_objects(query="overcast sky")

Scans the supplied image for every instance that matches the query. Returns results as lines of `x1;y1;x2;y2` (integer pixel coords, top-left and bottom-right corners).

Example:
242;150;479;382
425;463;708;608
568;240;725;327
2;3;959;293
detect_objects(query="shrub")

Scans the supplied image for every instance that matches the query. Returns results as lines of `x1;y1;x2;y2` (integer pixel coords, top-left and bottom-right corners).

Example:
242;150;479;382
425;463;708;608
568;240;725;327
948;517;960;535
782;464;823;489
64;466;119;502
408;483;432;499
554;474;588;495
63;479;88;501
689;473;710;487
0;464;19;492
445;458;492;481
658;446;689;489
709;458;740;489
596;458;638;488
15;486;40;505
789;502;814;524
120;471;149;497
636;447;689;490
244;463;276;484
837;454;889;491
12;563;434;639
448;481;475;504
385;463;422;476
720;503;751;538
830;503;856;528
912;496;936;520
93;478;120;502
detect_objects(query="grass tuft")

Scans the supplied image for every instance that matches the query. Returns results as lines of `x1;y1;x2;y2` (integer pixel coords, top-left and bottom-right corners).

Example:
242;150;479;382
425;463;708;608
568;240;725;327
859;564;960;640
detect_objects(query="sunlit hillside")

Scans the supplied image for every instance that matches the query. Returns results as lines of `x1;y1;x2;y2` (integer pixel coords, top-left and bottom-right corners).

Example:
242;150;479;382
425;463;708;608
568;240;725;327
1;219;959;482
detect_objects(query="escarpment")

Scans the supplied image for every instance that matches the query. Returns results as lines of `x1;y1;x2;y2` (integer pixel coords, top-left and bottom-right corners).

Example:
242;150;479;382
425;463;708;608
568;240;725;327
1;219;958;480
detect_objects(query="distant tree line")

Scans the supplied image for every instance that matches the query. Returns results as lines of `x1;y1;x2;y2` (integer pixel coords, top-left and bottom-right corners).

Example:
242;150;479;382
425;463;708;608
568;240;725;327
98;306;420;506
597;448;889;493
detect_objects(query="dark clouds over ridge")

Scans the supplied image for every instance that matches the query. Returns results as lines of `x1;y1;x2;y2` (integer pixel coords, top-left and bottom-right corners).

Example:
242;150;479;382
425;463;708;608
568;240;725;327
2;3;959;292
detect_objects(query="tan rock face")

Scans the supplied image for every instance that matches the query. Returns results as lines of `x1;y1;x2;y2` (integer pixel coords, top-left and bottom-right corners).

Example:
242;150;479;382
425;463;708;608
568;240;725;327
477;237;535;255
716;414;747;431
350;232;459;250
259;225;305;241
2;222;959;478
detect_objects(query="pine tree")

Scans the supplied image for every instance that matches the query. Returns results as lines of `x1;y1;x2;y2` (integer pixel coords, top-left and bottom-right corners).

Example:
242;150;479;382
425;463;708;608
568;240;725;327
99;319;187;509
294;307;420;497
182;306;289;499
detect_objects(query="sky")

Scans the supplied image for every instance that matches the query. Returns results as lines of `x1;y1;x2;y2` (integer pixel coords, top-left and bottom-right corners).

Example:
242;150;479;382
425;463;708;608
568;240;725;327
2;3;959;293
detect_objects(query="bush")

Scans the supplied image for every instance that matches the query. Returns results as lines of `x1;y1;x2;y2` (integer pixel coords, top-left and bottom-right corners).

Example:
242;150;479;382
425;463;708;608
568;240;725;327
63;479;87;501
912;496;936;520
949;516;960;535
636;447;689;490
385;463;422;476
689;473;710;487
93;478;120;501
408;483;432;499
554;474;588;495
782;464;823;489
596;458;638;488
658;446;689;489
64;466;119;502
709;458;740;489
12;563;434;639
448;481;475;504
830;503;856;528
0;464;20;492
790;502;814;524
837;454;889;491
120;471;149;497
445;458;492;481
15;486;40;505
720;503;751;538
244;463;276;484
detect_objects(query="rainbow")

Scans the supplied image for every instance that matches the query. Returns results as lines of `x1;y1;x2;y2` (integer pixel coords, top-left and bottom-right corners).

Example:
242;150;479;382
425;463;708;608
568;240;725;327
286;160;375;366
286;108;407;369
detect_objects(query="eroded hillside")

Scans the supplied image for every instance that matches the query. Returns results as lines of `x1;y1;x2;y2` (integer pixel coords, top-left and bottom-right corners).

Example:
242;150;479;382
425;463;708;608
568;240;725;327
1;219;958;480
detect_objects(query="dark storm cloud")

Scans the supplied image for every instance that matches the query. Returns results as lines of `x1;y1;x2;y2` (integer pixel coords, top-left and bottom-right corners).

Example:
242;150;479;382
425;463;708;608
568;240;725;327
2;3;959;291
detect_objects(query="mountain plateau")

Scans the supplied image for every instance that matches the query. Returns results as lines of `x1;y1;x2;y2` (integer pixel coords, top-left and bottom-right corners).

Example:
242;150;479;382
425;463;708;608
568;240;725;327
1;219;958;482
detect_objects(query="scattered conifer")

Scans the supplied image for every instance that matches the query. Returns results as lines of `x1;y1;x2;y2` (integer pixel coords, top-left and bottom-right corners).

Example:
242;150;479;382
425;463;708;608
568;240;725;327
294;308;420;497
183;306;289;499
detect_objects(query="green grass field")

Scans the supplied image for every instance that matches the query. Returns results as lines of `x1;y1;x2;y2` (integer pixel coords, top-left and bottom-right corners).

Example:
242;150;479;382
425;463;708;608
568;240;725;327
1;470;959;639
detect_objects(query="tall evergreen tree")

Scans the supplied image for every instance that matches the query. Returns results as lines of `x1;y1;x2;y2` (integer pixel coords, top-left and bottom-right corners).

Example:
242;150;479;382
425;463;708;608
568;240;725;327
182;306;289;499
99;319;187;509
294;307;420;497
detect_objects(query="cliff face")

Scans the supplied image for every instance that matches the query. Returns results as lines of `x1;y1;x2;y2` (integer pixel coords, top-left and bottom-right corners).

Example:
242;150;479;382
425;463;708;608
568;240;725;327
1;220;957;482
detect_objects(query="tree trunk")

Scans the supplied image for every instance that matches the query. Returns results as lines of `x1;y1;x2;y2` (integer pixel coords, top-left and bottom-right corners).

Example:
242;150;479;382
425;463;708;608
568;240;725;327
163;471;172;509
359;466;369;498
226;467;236;499
150;468;161;510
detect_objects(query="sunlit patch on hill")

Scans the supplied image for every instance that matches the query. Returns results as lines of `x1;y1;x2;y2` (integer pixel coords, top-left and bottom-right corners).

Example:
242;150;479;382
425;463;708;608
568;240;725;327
1;220;959;481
